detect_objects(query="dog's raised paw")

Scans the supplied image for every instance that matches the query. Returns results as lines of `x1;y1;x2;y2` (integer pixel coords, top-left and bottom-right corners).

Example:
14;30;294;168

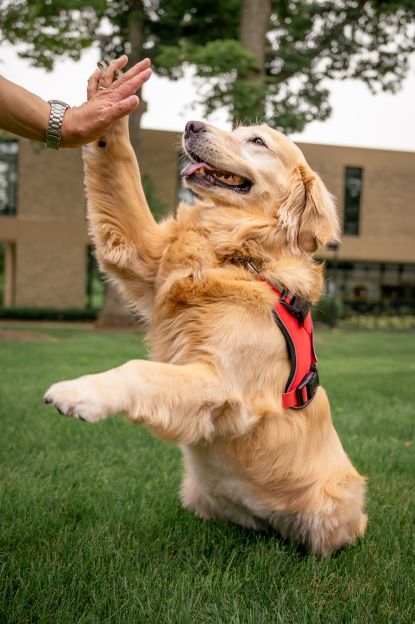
42;377;108;423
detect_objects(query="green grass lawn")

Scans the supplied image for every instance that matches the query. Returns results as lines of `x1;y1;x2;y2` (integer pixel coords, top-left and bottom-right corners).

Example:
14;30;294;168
1;325;414;623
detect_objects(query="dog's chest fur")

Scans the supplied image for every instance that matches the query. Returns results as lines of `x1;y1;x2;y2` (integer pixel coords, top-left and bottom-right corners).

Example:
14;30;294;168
149;218;328;530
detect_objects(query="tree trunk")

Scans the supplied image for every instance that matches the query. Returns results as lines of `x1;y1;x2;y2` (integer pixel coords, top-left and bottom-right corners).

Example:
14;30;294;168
98;0;147;328
239;0;272;80
127;0;147;156
95;283;136;328
236;0;272;123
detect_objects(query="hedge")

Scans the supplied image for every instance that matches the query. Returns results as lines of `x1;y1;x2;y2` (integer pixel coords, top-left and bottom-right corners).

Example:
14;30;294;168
0;307;98;321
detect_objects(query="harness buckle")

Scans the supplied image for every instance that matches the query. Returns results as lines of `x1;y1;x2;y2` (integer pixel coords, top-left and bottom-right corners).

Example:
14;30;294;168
246;259;261;275
280;291;311;325
296;365;319;407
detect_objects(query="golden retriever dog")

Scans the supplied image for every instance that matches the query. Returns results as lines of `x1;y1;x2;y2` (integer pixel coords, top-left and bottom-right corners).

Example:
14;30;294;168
44;85;367;556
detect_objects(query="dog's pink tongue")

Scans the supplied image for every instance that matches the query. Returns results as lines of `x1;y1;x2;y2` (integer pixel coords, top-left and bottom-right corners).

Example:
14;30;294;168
181;162;212;176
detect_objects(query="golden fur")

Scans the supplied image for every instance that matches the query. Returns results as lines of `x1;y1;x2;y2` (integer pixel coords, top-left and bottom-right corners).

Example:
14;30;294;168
44;116;366;556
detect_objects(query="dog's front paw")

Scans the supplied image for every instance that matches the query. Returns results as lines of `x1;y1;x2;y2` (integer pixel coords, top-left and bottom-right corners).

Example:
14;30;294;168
43;377;110;423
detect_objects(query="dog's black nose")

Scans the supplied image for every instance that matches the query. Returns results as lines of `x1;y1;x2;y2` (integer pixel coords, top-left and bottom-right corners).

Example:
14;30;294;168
185;120;206;138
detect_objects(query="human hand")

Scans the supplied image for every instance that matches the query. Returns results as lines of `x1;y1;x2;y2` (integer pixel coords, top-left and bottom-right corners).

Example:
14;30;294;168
60;56;151;147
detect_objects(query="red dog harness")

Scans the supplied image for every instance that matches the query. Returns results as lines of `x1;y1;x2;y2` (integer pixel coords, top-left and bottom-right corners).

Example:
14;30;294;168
251;265;319;409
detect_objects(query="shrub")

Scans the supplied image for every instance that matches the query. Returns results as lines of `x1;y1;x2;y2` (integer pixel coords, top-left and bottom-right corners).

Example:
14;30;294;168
342;314;415;331
0;307;97;321
312;295;344;328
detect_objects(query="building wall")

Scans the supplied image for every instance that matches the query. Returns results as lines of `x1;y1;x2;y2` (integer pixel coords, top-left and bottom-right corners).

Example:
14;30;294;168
0;131;414;310
299;143;415;263
0;129;180;309
1;140;88;308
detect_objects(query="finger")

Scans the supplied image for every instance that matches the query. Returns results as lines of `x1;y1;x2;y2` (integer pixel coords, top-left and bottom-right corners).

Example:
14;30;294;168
111;68;152;102
99;55;129;89
108;54;129;78
98;63;117;89
114;54;129;72
109;58;151;90
87;68;102;99
106;95;140;124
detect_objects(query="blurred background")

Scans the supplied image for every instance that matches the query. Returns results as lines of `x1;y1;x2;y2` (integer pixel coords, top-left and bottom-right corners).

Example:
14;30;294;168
1;0;414;328
1;5;414;620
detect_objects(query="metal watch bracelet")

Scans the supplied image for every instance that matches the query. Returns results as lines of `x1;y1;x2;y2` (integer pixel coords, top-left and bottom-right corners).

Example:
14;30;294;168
45;100;70;149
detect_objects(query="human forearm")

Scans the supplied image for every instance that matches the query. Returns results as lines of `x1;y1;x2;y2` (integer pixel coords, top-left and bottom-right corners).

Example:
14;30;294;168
0;75;50;142
0;56;151;148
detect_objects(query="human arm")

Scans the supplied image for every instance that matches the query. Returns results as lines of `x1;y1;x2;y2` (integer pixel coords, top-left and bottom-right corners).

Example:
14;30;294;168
0;55;151;148
0;74;49;143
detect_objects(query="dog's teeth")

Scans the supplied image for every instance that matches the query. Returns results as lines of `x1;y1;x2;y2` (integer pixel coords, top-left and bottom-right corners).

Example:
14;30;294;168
216;173;243;186
194;166;246;188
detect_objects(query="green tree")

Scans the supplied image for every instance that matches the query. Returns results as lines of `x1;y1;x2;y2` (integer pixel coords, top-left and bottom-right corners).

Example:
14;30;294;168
153;0;415;131
1;1;414;133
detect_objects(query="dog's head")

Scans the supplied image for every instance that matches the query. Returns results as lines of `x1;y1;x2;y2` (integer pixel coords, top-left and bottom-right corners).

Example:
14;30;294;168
181;121;339;252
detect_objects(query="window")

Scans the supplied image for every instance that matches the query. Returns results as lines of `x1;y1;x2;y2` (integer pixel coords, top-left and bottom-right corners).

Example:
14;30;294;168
0;141;18;216
344;166;363;235
323;260;415;312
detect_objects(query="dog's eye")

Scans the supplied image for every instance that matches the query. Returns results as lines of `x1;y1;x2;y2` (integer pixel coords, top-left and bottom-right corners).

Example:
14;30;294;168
249;137;267;147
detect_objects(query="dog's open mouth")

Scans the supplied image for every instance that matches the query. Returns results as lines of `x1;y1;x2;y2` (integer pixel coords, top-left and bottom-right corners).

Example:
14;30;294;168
181;160;252;193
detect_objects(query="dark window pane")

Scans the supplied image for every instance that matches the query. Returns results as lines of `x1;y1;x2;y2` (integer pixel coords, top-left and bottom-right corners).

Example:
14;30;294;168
0;141;18;216
344;166;363;235
322;259;415;311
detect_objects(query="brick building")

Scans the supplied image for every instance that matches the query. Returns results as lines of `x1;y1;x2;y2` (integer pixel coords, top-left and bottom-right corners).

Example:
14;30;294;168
0;129;414;312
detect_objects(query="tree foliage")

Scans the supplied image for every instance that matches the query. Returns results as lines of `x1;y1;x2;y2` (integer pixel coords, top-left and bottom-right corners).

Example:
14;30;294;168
152;0;415;131
0;0;106;70
0;0;414;132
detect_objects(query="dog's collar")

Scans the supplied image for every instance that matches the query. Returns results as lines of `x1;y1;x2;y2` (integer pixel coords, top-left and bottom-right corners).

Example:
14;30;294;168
233;256;263;274
235;256;287;294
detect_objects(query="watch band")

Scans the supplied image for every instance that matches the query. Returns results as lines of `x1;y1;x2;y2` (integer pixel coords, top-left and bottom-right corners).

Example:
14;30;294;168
45;100;70;149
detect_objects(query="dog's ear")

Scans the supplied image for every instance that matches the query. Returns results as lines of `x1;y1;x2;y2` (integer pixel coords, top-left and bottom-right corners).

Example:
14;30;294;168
278;166;340;252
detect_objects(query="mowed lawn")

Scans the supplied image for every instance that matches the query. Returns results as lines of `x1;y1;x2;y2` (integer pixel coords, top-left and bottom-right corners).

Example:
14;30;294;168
0;324;414;624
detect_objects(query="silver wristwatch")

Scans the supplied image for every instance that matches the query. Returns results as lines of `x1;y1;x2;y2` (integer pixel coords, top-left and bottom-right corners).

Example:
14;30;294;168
45;100;70;149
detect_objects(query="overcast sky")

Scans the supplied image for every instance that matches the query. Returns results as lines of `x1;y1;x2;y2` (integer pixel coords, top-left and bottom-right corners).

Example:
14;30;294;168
1;42;415;152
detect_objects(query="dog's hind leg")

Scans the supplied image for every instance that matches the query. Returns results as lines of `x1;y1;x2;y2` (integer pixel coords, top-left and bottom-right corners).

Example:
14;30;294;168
83;114;170;318
180;468;217;520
